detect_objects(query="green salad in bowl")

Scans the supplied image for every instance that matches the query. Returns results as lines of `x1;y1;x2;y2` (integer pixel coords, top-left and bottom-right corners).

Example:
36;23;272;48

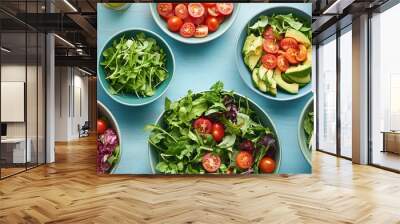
146;81;280;175
298;98;313;165
236;8;312;101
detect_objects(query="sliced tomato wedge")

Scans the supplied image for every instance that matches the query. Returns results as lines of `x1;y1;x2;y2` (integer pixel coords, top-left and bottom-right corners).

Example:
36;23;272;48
188;3;205;18
194;25;208;38
174;3;189;20
179;22;195;38
202;153;221;173
261;54;277;69
207;6;220;17
216;3;234;15
263;39;279;54
193;117;212;134
157;3;173;19
296;44;307;62
280;37;298;51
285;48;299;64
277;55;289;72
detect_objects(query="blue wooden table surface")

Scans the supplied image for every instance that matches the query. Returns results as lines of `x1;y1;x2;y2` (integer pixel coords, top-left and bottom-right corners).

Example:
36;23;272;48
97;3;312;174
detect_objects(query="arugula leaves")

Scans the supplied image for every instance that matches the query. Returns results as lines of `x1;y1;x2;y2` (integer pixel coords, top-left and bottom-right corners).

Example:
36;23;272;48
146;82;275;174
101;32;168;97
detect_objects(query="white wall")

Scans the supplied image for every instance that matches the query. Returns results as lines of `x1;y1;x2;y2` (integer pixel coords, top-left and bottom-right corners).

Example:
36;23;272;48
54;67;89;141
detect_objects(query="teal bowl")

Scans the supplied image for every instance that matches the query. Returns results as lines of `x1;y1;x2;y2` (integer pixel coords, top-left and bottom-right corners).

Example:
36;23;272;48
148;92;281;174
97;101;122;174
235;7;312;101
298;97;313;165
98;28;175;106
150;3;240;44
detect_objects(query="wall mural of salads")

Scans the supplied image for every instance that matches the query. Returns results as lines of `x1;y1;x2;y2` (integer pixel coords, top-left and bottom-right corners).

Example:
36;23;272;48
97;3;314;175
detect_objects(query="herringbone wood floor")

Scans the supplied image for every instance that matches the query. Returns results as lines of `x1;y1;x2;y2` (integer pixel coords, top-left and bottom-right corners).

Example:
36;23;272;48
1;136;400;224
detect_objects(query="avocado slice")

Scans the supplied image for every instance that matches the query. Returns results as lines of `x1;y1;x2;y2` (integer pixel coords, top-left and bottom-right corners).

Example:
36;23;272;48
258;80;268;93
274;69;299;94
285;73;311;84
258;65;268;81
285;29;311;47
266;69;277;89
252;68;259;86
243;34;263;70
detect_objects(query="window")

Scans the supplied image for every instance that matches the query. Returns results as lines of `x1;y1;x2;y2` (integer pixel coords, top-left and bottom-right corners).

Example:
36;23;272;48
317;35;337;154
339;27;352;158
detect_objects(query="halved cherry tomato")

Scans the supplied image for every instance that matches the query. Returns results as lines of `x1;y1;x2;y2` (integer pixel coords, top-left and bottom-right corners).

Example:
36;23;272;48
211;123;225;142
280;37;298;51
285;48;299;64
259;157;276;173
157;3;173;19
167;16;183;32
236;151;253;170
216;3;234;15
194;25;208;38
174;4;189;20
261;54;277;69
207;6;220;17
296;44;307;62
203;3;216;8
188;3;205;18
193;117;212;134
263;26;275;40
277;55;289;72
202;153;221;173
179;22;195;38
97;119;107;135
263;39;279;54
206;16;219;32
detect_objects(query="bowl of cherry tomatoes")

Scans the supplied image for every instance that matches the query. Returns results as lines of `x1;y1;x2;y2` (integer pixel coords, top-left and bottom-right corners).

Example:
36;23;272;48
150;3;240;44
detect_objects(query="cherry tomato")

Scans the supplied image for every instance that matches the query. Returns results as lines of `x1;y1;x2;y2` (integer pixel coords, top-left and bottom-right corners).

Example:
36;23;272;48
263;39;279;54
207;6;220;17
216;15;225;24
167;16;183;32
206;17;219;32
97;119;107;135
202;153;221;173
188;3;205;18
277;55;289;72
296;44;307;62
259;157;276;173
193;117;212;134
193;15;205;25
280;37;298;51
236;151;253;170
216;3;234;15
174;4;189;20
285;48;299;64
194;25;209;38
179;22;195;38
261;54;277;70
202;3;216;8
211;123;225;142
263;26;275;40
157;3;173;19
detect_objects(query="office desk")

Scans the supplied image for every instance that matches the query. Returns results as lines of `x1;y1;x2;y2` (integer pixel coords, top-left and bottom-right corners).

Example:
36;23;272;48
1;138;31;163
382;131;400;154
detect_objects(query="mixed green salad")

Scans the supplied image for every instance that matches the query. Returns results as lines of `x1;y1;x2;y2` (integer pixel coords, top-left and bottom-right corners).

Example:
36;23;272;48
242;13;312;96
146;82;278;174
101;32;169;97
97;115;121;174
303;111;314;149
